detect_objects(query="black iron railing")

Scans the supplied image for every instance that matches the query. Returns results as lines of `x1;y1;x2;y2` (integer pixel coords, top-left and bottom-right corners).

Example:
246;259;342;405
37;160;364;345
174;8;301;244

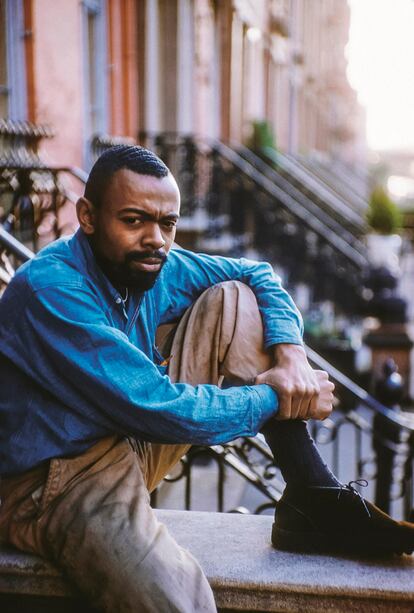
236;144;368;240
0;225;34;289
0;118;54;168
91;133;136;161
294;151;370;212
0;165;87;252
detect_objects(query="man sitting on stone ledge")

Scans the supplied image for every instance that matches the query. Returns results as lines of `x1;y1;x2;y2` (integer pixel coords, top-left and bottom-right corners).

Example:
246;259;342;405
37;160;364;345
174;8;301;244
0;145;413;613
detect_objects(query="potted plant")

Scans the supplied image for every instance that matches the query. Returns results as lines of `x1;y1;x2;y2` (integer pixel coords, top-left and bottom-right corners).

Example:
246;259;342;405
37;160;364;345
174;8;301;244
248;120;276;151
366;186;402;274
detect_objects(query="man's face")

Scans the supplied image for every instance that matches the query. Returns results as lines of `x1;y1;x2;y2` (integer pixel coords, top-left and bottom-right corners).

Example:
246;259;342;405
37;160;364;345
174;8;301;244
80;169;180;291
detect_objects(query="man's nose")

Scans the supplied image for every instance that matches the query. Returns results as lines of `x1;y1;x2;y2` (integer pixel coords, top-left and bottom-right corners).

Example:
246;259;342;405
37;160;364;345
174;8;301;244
141;222;165;249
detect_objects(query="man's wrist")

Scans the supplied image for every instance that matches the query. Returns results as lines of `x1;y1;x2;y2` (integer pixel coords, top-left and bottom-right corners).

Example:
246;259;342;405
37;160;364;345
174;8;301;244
272;342;306;364
251;384;279;424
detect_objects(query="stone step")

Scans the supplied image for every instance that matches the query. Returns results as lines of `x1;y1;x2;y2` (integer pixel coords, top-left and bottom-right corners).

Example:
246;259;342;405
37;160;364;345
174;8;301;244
0;509;413;612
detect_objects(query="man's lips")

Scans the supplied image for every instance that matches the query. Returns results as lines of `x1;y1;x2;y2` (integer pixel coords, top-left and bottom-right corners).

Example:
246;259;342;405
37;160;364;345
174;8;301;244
130;258;163;272
126;249;167;274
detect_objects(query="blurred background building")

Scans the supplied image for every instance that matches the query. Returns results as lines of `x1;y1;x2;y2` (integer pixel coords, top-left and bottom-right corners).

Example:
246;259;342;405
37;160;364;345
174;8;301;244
0;0;365;171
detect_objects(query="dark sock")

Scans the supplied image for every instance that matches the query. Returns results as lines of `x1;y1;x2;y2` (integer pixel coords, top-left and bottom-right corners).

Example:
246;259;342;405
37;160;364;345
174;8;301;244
261;419;341;488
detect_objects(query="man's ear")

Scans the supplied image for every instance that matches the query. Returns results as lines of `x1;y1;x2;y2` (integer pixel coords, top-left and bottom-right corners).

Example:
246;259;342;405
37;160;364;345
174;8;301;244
76;197;97;235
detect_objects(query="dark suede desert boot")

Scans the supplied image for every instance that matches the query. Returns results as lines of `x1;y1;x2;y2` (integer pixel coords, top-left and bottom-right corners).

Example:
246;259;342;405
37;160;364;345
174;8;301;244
272;481;414;555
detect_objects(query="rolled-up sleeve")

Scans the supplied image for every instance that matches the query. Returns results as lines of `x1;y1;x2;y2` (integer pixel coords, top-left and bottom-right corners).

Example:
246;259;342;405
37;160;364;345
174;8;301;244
158;248;304;347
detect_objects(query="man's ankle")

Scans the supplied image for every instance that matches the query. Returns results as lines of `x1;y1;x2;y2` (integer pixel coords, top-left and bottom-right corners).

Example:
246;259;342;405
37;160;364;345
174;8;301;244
261;419;341;488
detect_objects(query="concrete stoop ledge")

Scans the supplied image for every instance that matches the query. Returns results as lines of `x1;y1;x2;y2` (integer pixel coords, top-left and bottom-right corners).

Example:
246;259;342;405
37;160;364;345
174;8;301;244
0;509;413;612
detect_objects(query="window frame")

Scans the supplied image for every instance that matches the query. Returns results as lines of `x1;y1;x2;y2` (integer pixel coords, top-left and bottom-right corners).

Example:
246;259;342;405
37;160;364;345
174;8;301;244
1;0;27;119
81;0;109;169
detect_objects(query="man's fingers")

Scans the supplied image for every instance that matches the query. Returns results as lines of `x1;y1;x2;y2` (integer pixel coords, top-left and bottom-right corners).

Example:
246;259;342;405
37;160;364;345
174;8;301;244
290;388;303;419
255;365;334;422
309;387;335;420
276;391;292;420
255;372;293;420
278;384;318;420
296;388;317;419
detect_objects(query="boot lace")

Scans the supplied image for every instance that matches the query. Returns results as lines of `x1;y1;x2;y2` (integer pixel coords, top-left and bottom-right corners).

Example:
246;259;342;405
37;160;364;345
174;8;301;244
339;479;371;518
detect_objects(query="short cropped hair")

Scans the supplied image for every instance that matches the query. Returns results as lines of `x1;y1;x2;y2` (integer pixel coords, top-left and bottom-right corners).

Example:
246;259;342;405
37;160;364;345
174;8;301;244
84;145;169;208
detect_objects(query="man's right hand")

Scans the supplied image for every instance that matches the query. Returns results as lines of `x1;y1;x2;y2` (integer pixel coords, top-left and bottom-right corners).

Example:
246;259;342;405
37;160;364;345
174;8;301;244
255;366;335;421
303;369;335;421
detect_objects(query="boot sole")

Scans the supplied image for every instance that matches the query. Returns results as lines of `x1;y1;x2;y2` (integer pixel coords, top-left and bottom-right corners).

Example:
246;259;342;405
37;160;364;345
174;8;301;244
272;523;414;556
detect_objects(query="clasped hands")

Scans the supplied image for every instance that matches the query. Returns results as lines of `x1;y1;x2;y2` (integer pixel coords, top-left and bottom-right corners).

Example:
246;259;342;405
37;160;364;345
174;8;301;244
254;344;335;421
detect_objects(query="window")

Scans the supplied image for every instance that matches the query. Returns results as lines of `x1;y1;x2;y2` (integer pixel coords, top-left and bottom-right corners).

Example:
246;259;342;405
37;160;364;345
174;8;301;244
82;0;108;168
0;0;27;119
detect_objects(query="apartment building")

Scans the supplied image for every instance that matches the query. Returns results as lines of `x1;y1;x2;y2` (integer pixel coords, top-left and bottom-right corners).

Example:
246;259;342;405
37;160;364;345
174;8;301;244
0;0;365;170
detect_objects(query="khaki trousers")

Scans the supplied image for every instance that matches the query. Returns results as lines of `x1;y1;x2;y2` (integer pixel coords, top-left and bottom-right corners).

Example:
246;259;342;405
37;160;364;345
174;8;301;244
0;281;273;612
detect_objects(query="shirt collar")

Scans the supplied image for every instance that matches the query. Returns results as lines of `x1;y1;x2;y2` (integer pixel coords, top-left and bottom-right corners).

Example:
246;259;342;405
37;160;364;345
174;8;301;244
69;229;126;305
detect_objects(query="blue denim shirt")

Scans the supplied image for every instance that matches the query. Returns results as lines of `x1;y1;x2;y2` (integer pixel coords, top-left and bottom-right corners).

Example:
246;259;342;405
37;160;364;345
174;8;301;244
0;229;303;475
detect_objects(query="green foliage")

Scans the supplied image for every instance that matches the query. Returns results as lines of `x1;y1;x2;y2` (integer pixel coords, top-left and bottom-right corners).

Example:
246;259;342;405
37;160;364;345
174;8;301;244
248;120;276;152
366;186;402;235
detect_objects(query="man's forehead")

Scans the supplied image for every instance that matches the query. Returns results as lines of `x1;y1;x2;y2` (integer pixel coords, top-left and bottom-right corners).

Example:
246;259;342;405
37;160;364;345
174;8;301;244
102;168;180;209
108;168;177;190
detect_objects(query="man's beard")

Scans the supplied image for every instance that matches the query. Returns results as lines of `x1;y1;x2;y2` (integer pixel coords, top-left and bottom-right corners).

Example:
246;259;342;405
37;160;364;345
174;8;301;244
94;248;168;292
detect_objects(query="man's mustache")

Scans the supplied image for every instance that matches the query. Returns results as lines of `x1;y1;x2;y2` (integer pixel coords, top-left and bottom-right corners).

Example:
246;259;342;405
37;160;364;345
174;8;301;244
126;250;168;264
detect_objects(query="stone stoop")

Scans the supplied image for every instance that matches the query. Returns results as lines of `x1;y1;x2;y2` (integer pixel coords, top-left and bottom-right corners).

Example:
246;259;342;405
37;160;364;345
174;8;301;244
0;509;413;612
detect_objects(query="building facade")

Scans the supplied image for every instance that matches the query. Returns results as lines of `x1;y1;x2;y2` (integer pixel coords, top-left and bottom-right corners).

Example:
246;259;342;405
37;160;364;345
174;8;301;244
0;0;365;172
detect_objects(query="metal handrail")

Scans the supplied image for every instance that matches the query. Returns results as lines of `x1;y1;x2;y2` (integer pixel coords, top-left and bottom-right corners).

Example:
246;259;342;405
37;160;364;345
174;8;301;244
294;153;369;212
306;345;414;432
264;147;367;226
0;164;88;183
0;226;34;262
206;138;368;270
276;149;368;217
234;144;367;250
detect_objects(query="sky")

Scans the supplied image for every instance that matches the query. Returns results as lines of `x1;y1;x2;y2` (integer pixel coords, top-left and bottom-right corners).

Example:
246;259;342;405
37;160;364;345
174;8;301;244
346;0;414;152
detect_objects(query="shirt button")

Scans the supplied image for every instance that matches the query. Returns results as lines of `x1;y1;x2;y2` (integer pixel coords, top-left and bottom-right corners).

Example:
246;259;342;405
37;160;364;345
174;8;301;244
115;297;122;304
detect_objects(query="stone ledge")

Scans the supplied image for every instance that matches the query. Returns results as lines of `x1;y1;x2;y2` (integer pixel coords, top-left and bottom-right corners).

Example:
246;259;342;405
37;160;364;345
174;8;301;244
1;510;413;612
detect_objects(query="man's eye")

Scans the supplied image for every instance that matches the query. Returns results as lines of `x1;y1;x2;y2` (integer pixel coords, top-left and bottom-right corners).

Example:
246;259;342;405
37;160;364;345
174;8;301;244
123;217;141;225
163;221;176;229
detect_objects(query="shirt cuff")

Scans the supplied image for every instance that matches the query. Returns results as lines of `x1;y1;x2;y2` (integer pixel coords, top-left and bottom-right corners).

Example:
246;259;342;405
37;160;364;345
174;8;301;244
249;384;279;433
263;320;304;348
